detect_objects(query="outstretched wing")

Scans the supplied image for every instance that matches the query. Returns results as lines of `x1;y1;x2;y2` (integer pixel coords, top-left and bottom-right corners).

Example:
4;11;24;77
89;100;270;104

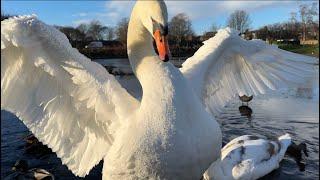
1;15;139;177
180;28;317;116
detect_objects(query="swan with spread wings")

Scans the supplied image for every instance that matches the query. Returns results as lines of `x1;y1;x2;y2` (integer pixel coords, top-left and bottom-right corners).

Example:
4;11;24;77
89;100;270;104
1;0;317;179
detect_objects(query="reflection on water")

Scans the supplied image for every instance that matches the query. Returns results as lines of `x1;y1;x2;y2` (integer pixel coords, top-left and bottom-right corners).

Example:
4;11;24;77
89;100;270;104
286;142;308;172
1;75;319;179
238;105;253;119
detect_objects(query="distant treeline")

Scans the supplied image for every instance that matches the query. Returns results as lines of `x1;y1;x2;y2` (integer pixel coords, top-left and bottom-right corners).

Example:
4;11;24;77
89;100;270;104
55;13;203;58
1;13;13;21
2;2;318;59
251;2;319;42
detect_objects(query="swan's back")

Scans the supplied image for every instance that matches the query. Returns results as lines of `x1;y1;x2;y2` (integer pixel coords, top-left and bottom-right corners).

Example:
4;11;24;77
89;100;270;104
204;134;291;180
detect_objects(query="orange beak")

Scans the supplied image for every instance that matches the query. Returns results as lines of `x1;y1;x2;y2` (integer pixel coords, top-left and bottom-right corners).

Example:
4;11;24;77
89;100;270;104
153;29;170;62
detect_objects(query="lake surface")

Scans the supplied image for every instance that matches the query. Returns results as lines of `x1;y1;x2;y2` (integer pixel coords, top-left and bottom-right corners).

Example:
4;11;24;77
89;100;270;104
94;58;186;67
94;58;185;74
1;75;319;179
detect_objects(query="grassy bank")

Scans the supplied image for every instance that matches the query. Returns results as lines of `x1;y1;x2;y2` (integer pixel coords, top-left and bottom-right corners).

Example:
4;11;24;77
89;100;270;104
278;44;319;58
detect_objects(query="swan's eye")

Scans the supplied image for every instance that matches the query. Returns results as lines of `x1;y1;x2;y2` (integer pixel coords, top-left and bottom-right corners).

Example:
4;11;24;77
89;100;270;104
163;26;168;36
151;18;168;36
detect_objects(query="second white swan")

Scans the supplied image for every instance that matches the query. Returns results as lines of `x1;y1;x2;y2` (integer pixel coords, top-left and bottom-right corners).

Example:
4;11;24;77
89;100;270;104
1;0;317;179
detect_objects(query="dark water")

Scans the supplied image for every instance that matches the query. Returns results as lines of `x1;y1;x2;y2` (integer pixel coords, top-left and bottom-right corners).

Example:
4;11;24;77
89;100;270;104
94;58;185;67
94;58;185;74
1;76;319;179
218;97;319;180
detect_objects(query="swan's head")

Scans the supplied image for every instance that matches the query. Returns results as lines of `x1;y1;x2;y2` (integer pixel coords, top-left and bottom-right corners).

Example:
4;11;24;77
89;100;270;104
136;0;170;62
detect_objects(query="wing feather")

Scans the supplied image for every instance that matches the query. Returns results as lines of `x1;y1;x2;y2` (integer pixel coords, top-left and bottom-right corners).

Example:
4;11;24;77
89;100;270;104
181;28;317;116
1;15;139;177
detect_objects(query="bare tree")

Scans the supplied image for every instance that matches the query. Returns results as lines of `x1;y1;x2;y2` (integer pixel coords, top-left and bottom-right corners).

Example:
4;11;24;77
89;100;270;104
307;2;319;40
297;2;319;41
307;2;319;23
105;27;115;40
57;26;85;41
86;20;107;40
169;13;194;46
256;26;269;41
76;23;90;41
115;18;129;44
56;26;85;48
290;12;298;23
289;12;299;37
210;23;219;32
1;12;13;21
227;10;251;33
76;23;89;34
299;4;308;41
290;12;298;27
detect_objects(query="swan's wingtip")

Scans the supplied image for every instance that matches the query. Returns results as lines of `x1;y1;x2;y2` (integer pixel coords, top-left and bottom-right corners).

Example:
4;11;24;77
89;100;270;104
14;14;38;19
215;27;239;37
2;14;38;24
202;27;239;45
222;27;239;35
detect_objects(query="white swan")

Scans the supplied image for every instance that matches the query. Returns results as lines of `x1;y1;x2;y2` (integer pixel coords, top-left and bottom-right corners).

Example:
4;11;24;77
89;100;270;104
1;0;317;179
1;1;221;179
203;134;293;180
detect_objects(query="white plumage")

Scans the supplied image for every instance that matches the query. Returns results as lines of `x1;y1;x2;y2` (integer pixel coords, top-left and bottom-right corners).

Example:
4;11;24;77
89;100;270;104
1;15;139;177
203;134;292;180
1;2;222;179
1;0;317;179
180;28;317;115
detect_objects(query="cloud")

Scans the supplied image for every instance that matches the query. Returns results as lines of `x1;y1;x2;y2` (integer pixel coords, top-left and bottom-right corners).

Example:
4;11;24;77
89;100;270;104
72;19;91;26
165;1;299;21
103;1;135;23
72;12;88;17
70;1;300;33
163;1;299;33
99;1;298;24
71;1;134;27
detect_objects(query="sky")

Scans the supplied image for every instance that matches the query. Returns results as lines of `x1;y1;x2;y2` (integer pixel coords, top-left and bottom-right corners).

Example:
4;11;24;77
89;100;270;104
2;0;318;35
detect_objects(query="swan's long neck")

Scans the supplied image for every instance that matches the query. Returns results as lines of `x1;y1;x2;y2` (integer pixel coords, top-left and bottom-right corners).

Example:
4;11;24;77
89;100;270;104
127;7;165;97
127;14;154;72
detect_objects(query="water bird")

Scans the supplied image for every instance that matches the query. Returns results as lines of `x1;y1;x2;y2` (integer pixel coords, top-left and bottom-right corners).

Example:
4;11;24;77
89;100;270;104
1;0;317;179
4;160;54;180
23;133;38;144
239;94;253;105
23;134;52;156
203;134;301;180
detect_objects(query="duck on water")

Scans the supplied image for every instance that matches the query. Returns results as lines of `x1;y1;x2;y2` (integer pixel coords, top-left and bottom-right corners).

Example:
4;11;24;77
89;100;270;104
239;95;253;105
4;160;54;180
